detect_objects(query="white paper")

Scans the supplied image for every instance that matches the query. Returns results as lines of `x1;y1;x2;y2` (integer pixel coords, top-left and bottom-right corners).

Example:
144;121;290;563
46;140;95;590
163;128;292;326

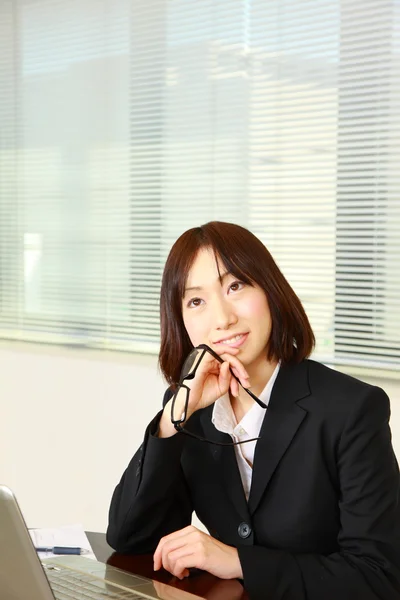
29;524;96;561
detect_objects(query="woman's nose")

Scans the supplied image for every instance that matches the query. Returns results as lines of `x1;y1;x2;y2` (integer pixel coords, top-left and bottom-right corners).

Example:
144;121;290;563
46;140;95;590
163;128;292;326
213;298;237;330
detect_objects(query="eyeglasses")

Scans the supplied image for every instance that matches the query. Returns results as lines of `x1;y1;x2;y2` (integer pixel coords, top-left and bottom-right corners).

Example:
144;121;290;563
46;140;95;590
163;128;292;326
171;343;267;446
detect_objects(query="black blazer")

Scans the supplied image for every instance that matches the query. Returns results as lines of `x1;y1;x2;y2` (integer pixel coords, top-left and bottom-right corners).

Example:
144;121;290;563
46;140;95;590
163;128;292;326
107;359;400;600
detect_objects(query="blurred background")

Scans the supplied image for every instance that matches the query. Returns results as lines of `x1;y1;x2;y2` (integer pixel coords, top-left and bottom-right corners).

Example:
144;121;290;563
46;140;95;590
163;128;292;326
0;0;399;533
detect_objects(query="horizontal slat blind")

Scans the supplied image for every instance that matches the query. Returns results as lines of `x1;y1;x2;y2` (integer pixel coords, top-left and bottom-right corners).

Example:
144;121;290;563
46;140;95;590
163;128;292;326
0;0;399;373
335;1;400;369
246;0;339;365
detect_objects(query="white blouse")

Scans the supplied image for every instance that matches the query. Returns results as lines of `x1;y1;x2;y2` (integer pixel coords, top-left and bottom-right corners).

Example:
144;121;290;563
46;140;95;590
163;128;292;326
211;362;280;499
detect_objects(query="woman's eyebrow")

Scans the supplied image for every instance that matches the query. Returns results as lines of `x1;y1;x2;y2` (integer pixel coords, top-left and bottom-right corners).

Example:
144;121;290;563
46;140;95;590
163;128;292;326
184;271;230;294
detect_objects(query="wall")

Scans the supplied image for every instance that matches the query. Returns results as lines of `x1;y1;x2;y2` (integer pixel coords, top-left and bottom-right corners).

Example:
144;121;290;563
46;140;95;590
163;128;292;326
1;340;399;533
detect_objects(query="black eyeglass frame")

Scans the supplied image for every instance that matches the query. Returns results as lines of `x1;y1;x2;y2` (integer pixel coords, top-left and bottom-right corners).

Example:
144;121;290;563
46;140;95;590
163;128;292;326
170;343;267;446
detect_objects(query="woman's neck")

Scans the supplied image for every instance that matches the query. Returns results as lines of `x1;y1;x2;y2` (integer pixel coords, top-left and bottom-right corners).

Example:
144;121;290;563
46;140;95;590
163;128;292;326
229;358;278;423
246;357;278;398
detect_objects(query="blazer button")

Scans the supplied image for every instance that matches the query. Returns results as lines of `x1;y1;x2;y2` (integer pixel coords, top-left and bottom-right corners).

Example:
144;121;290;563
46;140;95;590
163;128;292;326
238;522;252;539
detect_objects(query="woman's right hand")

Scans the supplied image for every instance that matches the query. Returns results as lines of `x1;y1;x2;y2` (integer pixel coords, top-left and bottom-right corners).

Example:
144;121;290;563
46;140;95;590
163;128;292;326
158;346;250;438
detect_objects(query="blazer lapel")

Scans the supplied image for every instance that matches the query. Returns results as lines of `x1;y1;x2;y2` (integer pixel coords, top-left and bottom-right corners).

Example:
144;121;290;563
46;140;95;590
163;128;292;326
200;407;250;521
248;360;310;515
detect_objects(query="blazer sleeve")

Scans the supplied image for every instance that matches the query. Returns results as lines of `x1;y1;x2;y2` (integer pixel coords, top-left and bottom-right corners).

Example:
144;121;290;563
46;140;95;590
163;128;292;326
238;386;400;600
106;389;193;553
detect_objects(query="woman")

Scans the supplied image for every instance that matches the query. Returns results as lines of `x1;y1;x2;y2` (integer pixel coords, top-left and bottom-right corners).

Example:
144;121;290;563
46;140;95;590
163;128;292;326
107;221;400;600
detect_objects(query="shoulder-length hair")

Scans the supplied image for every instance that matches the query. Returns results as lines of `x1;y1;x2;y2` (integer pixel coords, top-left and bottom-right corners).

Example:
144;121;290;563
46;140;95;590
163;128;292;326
159;221;315;388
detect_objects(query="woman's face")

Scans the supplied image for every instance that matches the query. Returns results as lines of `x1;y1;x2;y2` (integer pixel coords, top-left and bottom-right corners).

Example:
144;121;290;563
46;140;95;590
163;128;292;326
181;248;273;374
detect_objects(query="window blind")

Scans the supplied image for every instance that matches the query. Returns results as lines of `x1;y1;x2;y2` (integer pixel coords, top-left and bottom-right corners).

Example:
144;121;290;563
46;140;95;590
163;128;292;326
0;0;399;374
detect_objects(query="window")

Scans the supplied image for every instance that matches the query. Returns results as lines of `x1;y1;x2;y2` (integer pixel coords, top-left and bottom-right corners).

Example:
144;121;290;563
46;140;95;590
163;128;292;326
0;0;399;373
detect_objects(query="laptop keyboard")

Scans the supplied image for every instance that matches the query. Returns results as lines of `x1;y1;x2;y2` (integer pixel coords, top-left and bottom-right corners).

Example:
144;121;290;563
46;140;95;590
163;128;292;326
46;566;149;599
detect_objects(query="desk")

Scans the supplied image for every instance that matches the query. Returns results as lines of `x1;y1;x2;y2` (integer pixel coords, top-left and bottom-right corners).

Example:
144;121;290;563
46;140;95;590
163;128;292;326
86;532;248;600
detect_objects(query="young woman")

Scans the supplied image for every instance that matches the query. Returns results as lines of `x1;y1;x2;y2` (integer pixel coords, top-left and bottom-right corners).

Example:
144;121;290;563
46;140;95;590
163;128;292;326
107;221;400;600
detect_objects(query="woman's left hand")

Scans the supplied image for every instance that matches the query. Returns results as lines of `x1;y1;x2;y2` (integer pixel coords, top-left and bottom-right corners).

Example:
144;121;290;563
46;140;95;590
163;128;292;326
153;525;243;580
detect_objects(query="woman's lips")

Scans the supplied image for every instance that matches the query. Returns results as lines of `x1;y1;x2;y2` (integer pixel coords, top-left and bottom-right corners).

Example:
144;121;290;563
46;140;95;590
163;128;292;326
215;332;249;349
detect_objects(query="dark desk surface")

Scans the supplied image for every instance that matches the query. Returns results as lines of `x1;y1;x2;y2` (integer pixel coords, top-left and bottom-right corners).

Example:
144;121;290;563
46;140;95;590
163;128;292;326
86;532;248;600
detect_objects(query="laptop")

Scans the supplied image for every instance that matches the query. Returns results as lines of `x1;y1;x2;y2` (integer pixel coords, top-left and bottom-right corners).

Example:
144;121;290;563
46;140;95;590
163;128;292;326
0;485;203;600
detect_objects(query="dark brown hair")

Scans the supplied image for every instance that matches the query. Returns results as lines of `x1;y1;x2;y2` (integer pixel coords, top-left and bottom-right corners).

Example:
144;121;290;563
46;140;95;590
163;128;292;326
159;221;315;388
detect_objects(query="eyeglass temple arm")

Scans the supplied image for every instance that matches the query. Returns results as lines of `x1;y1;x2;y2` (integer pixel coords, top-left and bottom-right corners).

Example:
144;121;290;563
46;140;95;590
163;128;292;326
239;380;267;408
177;424;261;446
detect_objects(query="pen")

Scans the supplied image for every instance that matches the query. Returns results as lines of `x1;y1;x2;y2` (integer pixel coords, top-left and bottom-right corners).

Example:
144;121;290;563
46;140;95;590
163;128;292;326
35;546;82;555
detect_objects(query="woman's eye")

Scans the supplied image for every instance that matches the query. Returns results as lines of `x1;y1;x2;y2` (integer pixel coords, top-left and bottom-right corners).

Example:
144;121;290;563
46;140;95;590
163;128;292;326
229;281;244;293
187;297;203;308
